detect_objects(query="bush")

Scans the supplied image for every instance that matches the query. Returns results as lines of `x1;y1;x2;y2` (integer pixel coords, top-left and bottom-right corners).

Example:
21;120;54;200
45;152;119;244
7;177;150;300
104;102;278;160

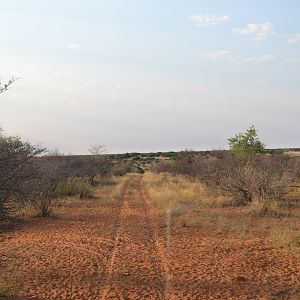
228;125;265;155
151;152;202;181
54;177;93;199
152;150;299;212
28;177;92;217
23;157;74;218
0;135;43;219
151;160;175;174
200;153;299;208
31;197;53;217
112;161;134;176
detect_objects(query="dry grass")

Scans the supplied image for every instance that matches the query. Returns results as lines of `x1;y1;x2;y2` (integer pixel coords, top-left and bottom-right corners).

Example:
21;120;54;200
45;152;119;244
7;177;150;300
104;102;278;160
284;151;300;157
13;200;54;219
126;174;143;205
270;226;300;254
246;199;287;217
143;172;230;214
144;172;300;256
0;281;13;297
179;208;300;255
14;176;128;218
92;176;128;206
210;213;249;237
286;184;300;206
178;210;251;238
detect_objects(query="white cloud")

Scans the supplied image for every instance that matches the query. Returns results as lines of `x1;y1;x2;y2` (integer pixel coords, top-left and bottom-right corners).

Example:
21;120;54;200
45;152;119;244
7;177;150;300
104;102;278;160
67;43;80;49
189;15;230;27
252;54;274;64
202;51;274;64
201;50;233;60
286;33;300;43
232;22;275;40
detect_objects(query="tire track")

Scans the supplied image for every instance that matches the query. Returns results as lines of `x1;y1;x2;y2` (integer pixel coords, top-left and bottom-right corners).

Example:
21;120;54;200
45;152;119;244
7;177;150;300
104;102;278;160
99;175;166;299
99;177;131;300
140;176;172;300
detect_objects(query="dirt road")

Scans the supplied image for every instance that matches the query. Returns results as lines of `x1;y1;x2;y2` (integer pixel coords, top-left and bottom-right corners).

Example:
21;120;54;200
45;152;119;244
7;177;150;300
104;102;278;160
100;176;169;299
1;174;300;299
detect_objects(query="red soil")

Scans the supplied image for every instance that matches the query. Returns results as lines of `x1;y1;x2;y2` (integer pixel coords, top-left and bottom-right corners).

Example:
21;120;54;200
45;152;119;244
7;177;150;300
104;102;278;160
0;175;299;299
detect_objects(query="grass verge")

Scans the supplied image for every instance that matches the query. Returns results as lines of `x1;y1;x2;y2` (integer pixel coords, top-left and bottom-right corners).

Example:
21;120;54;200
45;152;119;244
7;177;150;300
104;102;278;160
0;281;13;297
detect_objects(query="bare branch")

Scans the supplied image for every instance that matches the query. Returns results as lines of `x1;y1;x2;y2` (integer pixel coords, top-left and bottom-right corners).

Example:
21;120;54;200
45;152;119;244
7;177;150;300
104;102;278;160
0;76;20;94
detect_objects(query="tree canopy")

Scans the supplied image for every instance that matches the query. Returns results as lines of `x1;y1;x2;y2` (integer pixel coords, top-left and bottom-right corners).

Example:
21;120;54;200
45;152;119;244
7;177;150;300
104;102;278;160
228;125;265;156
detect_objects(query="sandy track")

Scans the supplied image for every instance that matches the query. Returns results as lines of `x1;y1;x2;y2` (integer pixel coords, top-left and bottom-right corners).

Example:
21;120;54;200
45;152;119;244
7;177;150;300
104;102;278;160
140;177;171;300
100;176;167;299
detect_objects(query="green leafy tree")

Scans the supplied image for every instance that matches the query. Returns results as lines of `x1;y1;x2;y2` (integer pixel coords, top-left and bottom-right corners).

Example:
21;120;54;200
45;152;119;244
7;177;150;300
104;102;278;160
228;125;265;156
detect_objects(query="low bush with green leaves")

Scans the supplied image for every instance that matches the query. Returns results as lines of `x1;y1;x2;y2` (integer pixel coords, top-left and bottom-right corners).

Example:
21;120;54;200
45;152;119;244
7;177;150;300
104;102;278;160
54;177;93;199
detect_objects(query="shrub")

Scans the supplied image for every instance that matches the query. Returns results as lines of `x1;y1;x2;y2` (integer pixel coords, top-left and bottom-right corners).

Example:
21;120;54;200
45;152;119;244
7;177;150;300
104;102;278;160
228;125;265;156
152;151;204;182
27;177;92;217
24;158;73;217
151;160;175;175
54;177;92;199
0;135;43;219
152;150;299;211
112;161;134;176
200;153;298;207
88;145;113;185
31;197;53;218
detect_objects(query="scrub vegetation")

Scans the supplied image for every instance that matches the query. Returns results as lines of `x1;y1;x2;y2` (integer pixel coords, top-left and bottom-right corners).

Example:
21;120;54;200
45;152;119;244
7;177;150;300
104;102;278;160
1;121;299;299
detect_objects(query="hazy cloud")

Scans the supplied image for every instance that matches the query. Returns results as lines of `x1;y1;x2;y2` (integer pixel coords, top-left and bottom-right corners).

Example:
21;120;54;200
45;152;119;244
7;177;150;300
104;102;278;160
250;54;274;64
201;50;233;60
67;43;80;48
189;15;230;27
202;50;274;64
286;33;300;43
232;22;275;40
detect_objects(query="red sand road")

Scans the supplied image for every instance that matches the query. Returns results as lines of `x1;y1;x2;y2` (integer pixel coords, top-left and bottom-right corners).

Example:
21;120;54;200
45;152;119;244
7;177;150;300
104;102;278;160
0;175;300;299
100;177;168;299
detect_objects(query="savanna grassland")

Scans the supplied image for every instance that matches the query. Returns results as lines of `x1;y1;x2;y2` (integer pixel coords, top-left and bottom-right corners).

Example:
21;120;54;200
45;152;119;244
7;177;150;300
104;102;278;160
1;127;300;299
1;168;300;299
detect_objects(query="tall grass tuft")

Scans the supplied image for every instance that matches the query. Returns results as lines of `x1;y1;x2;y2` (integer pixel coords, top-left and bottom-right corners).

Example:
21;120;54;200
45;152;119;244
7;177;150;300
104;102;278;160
143;172;230;212
270;226;300;253
55;177;93;199
247;199;286;217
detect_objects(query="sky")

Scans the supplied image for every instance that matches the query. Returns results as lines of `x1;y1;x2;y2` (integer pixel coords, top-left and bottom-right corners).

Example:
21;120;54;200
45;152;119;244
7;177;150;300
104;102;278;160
0;0;299;154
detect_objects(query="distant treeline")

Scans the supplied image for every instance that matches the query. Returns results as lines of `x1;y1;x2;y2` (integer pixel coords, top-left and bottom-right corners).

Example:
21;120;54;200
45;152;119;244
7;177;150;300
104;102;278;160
45;148;300;161
107;148;300;159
